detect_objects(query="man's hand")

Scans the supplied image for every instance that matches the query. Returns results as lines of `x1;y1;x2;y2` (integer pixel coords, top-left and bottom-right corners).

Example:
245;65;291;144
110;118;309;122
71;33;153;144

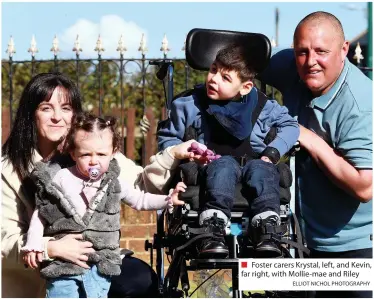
260;156;272;163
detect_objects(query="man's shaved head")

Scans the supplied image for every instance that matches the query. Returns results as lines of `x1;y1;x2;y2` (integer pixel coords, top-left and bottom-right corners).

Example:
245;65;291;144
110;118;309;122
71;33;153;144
292;11;349;96
293;11;346;45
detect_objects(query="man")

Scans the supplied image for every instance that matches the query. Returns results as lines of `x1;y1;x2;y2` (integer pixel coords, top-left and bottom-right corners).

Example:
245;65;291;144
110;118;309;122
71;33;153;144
260;11;372;298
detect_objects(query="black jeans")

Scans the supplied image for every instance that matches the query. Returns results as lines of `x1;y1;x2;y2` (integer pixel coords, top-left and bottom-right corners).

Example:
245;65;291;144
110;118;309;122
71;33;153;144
201;156;280;219
108;257;159;298
310;248;372;298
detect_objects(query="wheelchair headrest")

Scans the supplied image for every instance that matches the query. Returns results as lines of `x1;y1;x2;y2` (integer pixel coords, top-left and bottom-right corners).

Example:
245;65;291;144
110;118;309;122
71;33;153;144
185;28;271;73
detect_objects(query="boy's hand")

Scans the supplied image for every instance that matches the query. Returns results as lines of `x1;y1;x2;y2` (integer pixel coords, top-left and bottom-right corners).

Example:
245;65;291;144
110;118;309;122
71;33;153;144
170;182;187;206
22;251;43;269
260;156;272;163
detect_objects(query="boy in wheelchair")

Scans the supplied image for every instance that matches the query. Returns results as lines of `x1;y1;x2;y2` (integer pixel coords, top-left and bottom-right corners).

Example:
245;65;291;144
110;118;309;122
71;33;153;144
158;43;299;259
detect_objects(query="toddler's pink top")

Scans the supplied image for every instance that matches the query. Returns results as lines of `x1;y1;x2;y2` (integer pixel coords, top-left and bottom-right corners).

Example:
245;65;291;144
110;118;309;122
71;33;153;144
22;166;172;252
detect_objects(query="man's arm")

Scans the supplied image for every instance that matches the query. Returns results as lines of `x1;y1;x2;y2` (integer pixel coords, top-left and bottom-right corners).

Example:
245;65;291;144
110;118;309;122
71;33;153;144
299;125;372;202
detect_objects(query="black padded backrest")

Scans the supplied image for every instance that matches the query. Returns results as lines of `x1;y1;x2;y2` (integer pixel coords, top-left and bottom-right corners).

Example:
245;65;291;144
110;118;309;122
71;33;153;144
185;28;271;73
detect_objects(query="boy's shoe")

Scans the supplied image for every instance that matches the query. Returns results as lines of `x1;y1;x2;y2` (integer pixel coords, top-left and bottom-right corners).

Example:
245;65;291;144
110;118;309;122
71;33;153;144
198;215;229;259
199;238;229;259
255;240;282;258
252;214;282;258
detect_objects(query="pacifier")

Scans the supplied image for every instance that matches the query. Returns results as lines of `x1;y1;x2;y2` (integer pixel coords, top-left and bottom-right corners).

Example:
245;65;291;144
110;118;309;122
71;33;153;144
88;166;101;180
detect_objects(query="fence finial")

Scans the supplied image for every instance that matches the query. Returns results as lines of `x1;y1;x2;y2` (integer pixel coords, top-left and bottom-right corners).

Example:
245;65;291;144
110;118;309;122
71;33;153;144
94;35;105;55
6;36;16;58
50;35;60;56
140;114;150;135
271;37;277;47
160;34;170;56
182;34;187;52
28;35;39;57
138;33;148;55
72;35;83;56
116;34;127;55
353;42;364;64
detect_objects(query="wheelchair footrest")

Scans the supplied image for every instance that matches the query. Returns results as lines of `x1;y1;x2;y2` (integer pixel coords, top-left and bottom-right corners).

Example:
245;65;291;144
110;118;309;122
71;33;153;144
188;258;239;270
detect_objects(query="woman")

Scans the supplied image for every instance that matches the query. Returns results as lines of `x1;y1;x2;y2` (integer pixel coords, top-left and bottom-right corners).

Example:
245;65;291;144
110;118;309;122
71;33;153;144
1;72;194;298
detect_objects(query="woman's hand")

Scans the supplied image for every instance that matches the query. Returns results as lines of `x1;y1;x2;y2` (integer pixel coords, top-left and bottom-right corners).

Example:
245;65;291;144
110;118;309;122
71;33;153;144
169;140;212;165
188;142;221;164
169;140;196;160
47;234;95;269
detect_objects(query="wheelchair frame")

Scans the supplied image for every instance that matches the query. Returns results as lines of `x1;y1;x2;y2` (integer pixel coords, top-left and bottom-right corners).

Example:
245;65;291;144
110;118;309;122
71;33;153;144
146;29;307;298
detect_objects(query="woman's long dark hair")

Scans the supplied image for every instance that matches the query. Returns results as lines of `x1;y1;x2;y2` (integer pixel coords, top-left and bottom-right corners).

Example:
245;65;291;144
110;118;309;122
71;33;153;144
2;72;83;181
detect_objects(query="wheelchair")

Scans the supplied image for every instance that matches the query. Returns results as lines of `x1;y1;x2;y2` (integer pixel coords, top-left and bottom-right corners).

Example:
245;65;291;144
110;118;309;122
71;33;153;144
146;28;309;298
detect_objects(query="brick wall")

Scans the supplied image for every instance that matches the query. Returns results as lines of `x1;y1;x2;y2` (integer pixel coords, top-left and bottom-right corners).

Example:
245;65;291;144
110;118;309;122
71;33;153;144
2;107;10;145
119;206;173;273
120;206;157;265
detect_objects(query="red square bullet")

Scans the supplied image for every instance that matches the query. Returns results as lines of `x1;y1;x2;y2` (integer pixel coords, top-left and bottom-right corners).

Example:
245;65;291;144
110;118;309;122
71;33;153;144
241;261;247;268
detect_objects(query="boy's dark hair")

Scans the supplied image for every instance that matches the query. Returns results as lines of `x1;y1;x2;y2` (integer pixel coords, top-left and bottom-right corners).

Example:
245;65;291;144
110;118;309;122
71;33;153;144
64;112;121;153
215;44;257;82
2;72;83;181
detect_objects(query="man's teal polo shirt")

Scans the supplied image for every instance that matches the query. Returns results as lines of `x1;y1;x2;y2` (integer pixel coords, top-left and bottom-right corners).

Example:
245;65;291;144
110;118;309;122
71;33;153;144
261;49;372;252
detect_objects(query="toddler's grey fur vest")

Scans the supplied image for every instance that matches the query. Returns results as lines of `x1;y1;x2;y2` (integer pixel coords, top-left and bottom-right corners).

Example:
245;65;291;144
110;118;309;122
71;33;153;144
31;158;123;279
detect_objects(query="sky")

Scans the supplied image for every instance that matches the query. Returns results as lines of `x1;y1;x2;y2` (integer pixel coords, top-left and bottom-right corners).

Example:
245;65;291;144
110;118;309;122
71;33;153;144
1;2;370;61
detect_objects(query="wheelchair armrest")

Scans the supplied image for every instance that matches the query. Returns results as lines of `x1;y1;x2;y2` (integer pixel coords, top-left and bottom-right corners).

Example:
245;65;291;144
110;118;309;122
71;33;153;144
180;186;200;209
289;141;301;156
277;162;292;188
120;248;134;258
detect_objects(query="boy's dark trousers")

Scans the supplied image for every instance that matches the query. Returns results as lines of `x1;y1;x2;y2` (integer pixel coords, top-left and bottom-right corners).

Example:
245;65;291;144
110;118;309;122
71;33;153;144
200;155;280;221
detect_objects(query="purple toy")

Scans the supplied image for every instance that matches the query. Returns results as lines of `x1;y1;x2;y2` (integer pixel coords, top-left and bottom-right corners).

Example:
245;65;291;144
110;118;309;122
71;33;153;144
188;142;221;163
189;142;207;155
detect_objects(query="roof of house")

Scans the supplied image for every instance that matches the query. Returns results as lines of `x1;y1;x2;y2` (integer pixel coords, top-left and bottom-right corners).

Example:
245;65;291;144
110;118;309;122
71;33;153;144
350;29;368;46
